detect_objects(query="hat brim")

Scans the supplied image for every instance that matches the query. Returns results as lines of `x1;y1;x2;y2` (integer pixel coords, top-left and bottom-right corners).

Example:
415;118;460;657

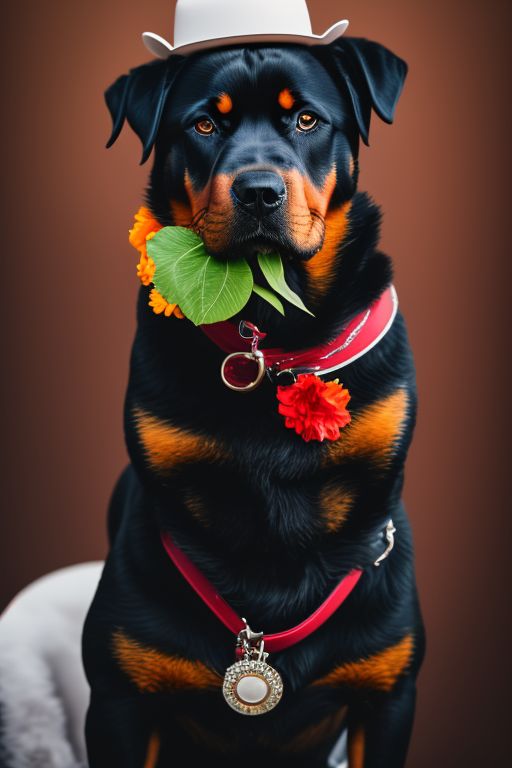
142;20;349;60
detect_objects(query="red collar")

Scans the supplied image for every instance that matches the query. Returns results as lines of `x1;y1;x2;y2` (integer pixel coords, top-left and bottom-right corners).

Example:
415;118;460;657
200;284;398;381
161;530;362;653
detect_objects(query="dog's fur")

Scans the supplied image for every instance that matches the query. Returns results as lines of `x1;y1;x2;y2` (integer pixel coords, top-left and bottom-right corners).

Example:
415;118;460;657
82;38;425;768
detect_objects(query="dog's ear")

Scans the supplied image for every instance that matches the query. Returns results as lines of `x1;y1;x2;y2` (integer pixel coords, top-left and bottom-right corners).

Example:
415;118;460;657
105;57;187;165
321;37;408;146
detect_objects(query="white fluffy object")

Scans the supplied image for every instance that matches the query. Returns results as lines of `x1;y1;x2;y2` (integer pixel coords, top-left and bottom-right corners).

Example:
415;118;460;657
0;562;103;768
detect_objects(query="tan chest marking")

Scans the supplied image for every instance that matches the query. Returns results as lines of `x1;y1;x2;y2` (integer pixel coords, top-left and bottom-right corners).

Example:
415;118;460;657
112;630;222;693
304;200;352;299
279;706;348;753
312;633;414;692
177;717;235;753
320;484;355;532
182;487;211;527
323;388;409;468
132;406;230;474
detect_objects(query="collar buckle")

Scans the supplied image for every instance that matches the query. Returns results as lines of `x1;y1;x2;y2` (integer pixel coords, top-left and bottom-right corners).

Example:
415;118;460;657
266;364;321;386
373;520;397;566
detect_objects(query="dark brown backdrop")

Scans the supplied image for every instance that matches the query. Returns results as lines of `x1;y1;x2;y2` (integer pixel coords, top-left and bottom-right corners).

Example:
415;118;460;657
1;1;509;765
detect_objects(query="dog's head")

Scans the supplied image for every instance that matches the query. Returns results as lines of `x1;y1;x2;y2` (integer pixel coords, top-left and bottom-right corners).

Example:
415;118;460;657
106;38;406;323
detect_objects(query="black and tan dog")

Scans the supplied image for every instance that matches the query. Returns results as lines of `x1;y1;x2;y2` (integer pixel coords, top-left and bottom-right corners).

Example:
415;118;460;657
82;36;425;768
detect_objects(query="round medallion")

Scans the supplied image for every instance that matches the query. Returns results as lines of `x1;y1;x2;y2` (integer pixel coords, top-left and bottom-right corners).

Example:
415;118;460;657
222;658;283;715
220;352;266;392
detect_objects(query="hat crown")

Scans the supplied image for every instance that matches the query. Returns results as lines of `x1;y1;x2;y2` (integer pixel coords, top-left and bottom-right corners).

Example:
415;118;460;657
173;0;313;48
142;0;348;59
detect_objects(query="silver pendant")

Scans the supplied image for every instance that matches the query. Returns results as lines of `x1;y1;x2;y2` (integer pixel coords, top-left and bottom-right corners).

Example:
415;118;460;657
222;620;283;715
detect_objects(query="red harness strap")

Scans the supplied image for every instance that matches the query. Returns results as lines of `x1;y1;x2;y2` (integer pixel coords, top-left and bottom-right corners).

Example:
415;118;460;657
161;531;362;653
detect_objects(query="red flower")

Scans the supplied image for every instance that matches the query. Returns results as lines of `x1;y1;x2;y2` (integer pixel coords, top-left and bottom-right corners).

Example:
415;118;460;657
276;373;351;442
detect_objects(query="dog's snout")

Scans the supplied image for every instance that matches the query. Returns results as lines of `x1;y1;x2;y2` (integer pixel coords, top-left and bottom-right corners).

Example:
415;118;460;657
231;171;286;217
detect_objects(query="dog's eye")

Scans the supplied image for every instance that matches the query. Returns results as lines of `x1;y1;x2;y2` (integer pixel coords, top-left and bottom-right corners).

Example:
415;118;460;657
195;118;216;135
297;113;319;132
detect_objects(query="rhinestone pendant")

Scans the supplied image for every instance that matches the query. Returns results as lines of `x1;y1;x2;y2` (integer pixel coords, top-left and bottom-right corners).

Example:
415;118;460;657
223;657;283;715
222;620;283;715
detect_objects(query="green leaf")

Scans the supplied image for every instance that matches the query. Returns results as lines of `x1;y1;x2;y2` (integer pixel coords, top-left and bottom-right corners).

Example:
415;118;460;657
257;252;314;316
147;227;254;325
252;284;285;315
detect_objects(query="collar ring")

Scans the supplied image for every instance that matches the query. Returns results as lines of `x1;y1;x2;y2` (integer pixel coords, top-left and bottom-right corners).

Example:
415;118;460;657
220;350;266;392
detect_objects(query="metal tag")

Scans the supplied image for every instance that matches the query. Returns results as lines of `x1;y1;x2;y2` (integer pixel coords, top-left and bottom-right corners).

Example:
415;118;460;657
222;620;283;715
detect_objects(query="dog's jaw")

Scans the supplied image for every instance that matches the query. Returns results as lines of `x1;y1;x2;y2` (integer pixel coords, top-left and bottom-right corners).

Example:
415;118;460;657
223;192;393;349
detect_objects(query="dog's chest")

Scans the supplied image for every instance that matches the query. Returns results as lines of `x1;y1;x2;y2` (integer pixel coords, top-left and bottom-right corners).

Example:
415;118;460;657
131;380;410;539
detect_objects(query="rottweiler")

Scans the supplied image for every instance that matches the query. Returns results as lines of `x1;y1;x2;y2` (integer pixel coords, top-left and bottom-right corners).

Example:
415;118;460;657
82;36;425;768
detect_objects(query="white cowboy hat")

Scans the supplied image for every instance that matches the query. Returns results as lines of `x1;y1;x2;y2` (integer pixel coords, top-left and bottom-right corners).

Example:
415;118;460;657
142;0;349;59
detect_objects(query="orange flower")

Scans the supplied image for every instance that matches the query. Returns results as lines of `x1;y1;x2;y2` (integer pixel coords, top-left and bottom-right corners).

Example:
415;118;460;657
129;207;184;320
136;252;156;286
276;374;351;442
148;288;185;319
129;206;162;254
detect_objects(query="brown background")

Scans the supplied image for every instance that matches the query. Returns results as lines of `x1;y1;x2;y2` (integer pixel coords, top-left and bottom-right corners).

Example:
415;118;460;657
1;1;510;765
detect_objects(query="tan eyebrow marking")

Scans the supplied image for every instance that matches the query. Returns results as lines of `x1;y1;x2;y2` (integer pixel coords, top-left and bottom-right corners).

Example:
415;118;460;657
216;92;233;114
278;88;295;110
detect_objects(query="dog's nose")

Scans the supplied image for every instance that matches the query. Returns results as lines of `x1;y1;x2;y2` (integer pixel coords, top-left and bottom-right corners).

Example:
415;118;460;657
231;171;286;217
